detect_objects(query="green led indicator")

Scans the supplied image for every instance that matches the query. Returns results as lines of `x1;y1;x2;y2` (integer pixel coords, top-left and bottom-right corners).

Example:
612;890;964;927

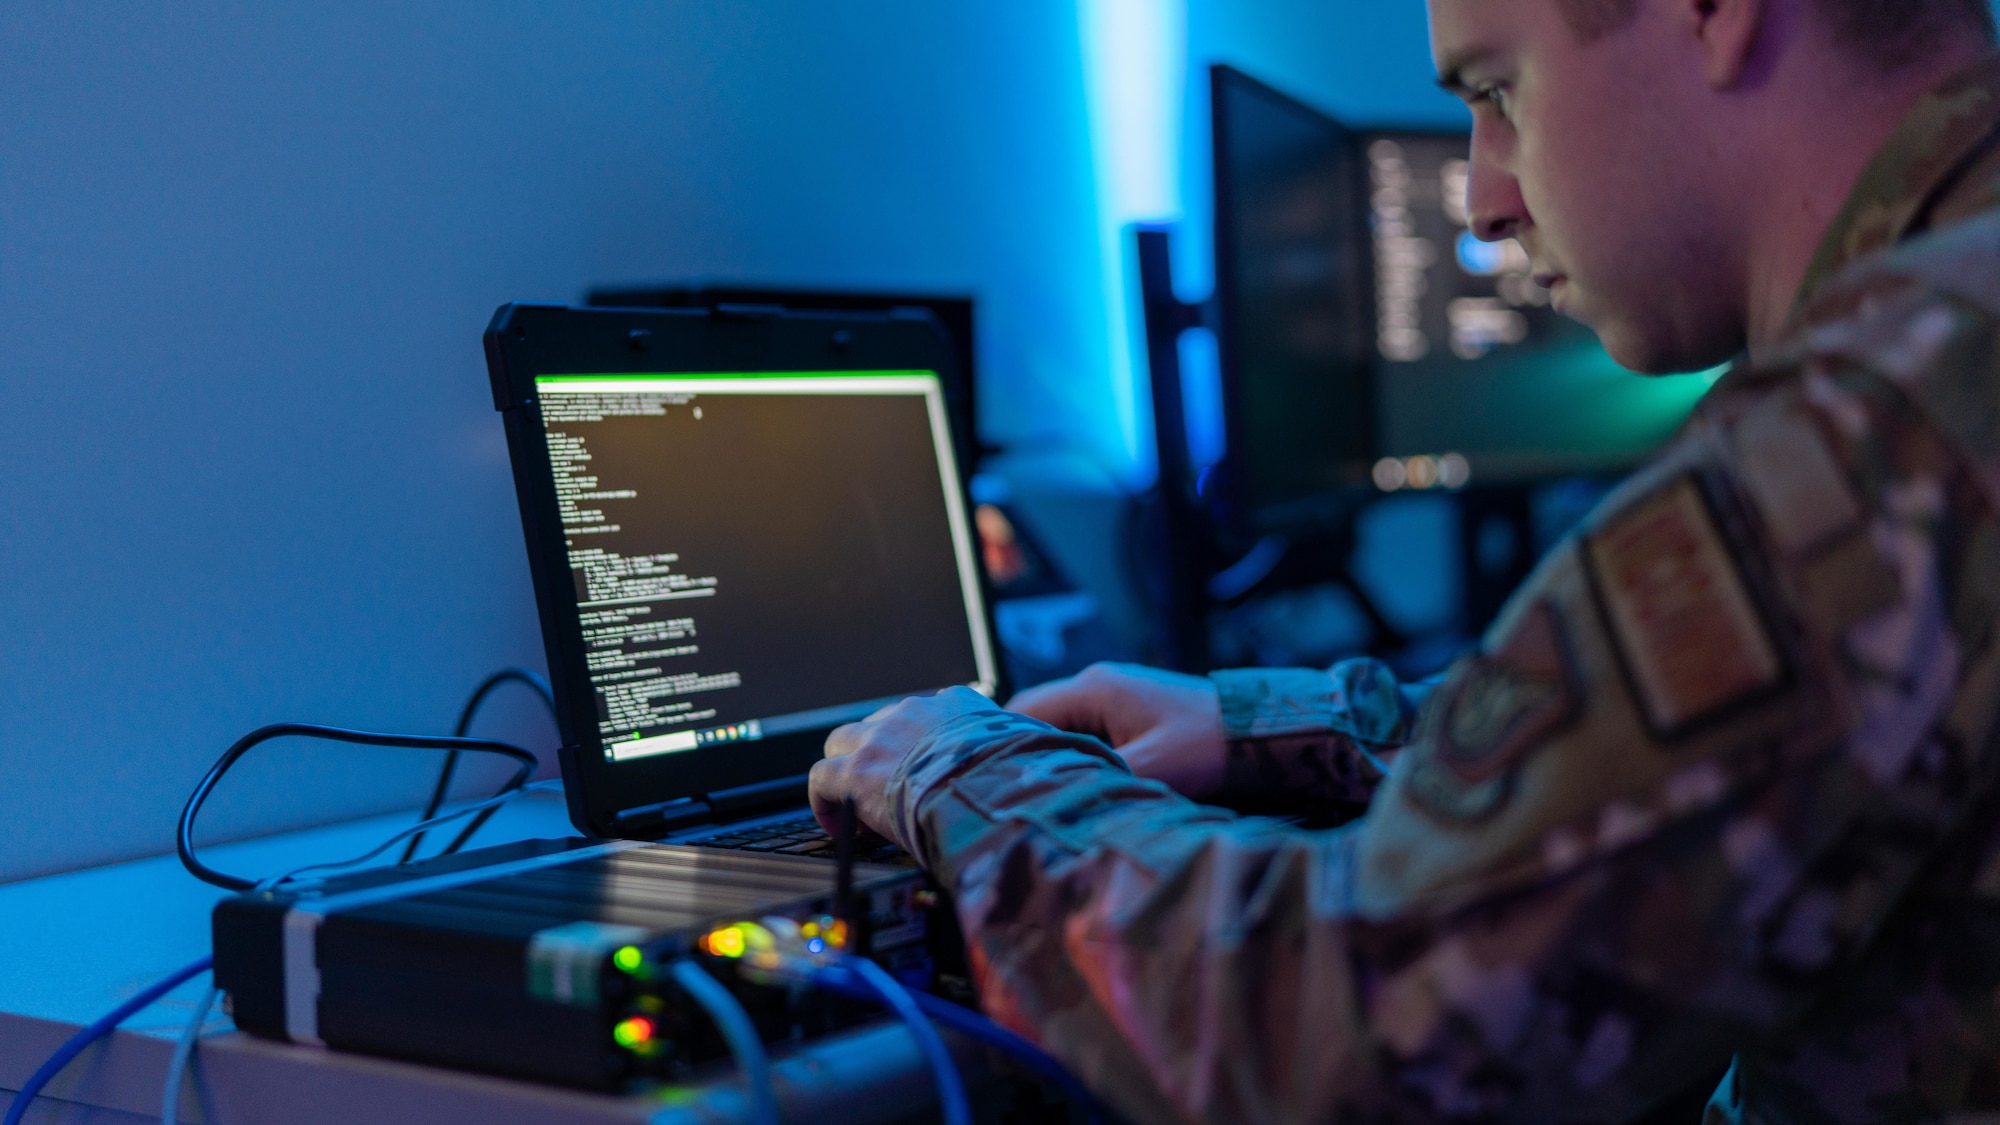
613;1016;655;1049
612;945;644;975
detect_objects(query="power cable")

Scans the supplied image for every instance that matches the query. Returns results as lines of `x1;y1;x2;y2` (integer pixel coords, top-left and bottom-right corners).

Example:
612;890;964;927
400;669;555;862
177;724;537;891
255;781;559;892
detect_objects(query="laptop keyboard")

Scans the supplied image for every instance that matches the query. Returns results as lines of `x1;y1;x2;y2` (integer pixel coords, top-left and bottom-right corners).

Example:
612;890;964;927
682;813;903;862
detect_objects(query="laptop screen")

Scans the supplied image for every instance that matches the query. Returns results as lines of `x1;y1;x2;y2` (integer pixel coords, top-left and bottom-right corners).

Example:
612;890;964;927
531;371;998;767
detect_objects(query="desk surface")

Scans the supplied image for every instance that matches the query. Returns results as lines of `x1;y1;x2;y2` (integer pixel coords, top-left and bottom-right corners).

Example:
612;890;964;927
0;789;980;1124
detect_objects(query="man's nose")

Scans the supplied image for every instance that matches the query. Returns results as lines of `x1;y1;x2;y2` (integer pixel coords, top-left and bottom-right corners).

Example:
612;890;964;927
1471;207;1520;242
1466;158;1528;243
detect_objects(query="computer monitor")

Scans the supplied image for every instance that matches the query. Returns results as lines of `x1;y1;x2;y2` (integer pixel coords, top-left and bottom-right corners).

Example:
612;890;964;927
1360;130;1710;483
1205;65;1712;534
1209;65;1378;532
489;304;1009;836
536;370;997;769
585;284;983;465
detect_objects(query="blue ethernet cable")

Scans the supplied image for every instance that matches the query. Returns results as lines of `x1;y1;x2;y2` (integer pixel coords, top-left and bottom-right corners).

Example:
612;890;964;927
904;990;1105;1122
16;780;556;1125
668;960;779;1125
160;985;220;1125
840;957;973;1125
810;962;1107;1124
3;956;214;1125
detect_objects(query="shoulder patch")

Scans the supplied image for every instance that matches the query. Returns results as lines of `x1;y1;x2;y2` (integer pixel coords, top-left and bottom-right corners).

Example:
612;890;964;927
1587;476;1785;737
1435;602;1578;783
1403;758;1514;826
1405;601;1578;826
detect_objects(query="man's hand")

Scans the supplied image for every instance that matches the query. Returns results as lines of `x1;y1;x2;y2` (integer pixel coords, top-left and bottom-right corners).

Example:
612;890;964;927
810;686;1000;843
1008;662;1226;800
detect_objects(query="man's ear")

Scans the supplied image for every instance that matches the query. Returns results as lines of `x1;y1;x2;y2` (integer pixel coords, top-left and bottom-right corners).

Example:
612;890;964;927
1684;0;1766;89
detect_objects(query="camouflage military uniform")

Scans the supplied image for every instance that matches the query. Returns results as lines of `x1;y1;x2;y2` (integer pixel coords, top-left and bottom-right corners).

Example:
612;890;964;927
878;56;2000;1123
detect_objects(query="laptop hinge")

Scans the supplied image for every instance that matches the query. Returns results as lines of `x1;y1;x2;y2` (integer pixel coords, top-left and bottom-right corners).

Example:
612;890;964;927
613;797;714;839
707;775;812;823
711;303;785;321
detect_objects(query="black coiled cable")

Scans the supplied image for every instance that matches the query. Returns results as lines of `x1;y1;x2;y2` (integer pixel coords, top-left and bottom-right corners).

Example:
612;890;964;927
176;723;539;891
398;668;555;862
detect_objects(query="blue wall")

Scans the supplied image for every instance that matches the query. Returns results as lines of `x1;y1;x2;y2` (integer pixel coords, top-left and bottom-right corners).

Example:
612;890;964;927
1176;0;1466;303
0;1;1112;882
8;2;1987;883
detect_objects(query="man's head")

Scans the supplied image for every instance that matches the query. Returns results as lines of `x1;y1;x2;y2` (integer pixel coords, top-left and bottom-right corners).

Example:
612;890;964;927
1555;0;1994;64
1429;0;1996;373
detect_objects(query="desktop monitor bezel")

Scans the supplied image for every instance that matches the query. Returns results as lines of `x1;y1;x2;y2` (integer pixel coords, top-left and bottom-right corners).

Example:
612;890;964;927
1209;63;1382;538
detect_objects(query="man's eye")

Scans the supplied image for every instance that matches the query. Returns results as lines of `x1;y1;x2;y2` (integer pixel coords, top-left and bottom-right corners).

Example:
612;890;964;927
1478;86;1511;116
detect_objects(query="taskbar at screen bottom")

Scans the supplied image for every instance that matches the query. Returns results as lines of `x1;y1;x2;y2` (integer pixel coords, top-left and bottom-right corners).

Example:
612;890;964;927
604;688;981;764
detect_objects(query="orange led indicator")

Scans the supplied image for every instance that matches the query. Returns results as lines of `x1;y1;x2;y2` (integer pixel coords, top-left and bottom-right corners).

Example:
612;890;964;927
705;926;748;958
613;1016;656;1049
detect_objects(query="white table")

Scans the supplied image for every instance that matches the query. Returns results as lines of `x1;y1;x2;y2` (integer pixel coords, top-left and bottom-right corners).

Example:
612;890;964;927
0;788;985;1124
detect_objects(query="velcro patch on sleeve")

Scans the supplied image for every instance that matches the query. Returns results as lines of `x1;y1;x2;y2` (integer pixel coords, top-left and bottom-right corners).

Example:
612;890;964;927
1731;397;1864;557
1587;476;1786;736
1435;601;1578;784
1402;601;1579;827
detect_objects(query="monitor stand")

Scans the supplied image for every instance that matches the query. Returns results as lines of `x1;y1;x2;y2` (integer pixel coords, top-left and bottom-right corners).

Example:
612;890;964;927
1132;224;1410;673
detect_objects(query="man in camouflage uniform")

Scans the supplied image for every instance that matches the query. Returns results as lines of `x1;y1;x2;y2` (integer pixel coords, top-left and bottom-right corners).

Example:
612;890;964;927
811;0;2000;1118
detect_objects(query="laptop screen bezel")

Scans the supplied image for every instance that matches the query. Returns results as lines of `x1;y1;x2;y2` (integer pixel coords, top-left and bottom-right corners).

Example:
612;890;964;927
484;304;1007;840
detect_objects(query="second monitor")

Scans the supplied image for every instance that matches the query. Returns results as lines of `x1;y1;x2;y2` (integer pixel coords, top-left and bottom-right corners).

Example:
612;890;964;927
1203;64;1714;535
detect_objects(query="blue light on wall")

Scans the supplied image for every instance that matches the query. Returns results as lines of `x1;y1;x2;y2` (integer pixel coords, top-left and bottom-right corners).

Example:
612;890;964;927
1177;326;1226;468
1165;1;1468;480
1079;0;1187;484
1076;0;1467;483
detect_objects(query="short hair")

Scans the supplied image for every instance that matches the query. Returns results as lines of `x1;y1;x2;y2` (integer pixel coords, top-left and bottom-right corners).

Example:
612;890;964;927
1554;0;1998;66
1552;0;1638;41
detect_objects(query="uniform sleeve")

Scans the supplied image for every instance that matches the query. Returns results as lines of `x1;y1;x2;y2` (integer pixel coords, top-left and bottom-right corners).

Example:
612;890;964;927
1207;657;1416;806
882;278;2000;1124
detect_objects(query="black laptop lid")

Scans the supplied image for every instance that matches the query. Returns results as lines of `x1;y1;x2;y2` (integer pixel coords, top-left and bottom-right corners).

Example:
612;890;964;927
485;304;1003;839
